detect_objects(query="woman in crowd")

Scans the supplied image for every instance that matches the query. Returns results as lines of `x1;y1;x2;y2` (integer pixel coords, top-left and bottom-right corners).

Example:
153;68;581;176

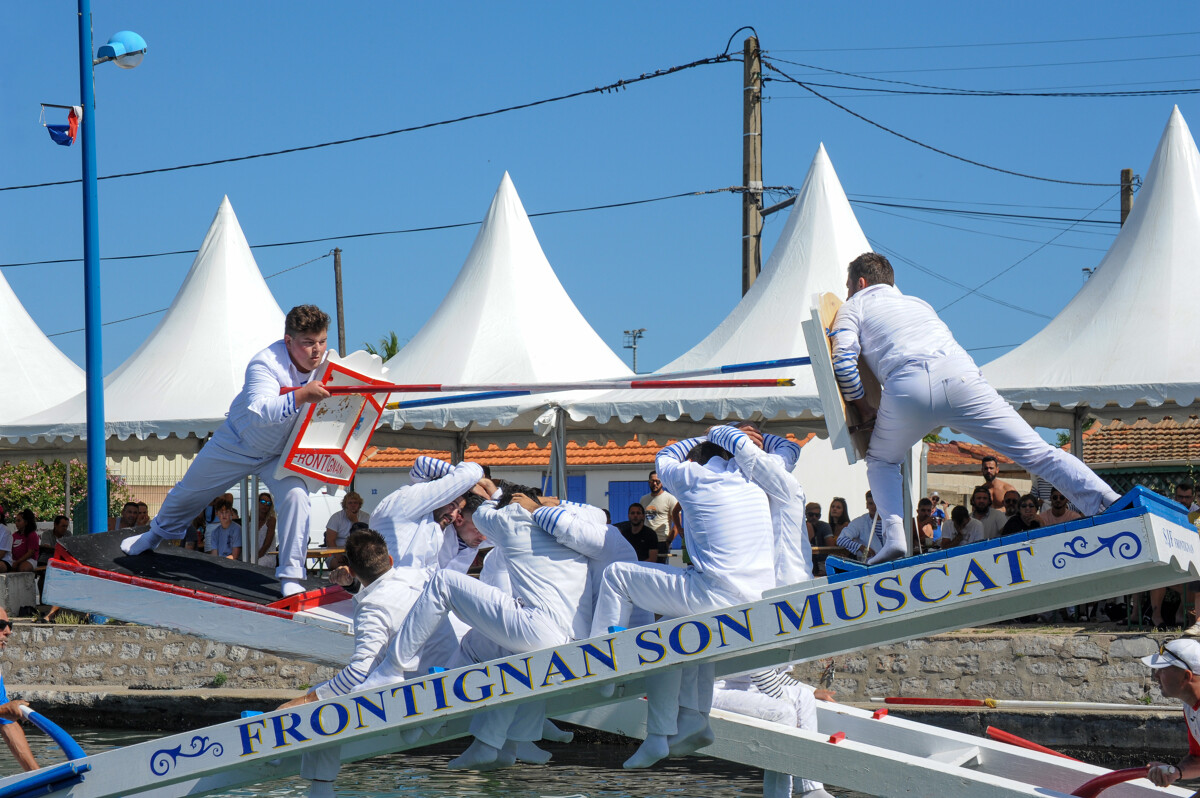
256;493;278;567
11;511;39;573
325;491;369;572
1001;494;1042;536
827;497;851;540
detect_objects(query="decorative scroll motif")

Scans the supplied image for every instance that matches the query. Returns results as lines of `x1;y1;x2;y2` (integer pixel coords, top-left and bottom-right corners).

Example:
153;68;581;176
1052;532;1142;570
150;736;224;776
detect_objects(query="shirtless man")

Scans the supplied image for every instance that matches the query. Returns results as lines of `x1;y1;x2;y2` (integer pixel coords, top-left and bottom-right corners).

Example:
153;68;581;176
981;456;1017;510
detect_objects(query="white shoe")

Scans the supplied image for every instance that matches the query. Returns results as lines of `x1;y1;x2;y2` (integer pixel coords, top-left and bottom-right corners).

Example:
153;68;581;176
281;579;306;598
121;531;162;556
1184;622;1200;638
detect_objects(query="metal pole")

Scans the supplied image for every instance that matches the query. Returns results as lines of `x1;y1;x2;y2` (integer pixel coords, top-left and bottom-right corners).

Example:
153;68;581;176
78;0;108;534
741;35;763;296
1120;168;1134;226
333;248;346;354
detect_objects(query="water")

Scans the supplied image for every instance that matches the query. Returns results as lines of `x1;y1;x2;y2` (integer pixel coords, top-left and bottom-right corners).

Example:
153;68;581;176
1;730;853;797
0;728;1166;797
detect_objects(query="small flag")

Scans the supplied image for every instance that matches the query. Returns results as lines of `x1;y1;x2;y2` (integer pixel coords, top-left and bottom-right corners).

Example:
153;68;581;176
46;106;81;146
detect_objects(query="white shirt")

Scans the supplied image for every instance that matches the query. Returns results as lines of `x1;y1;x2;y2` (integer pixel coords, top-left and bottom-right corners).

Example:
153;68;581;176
831;283;974;399
947;518;986;547
972;507;1006;540
371;461;483;570
217;339;321;456
313;567;426;699
472;501;589;638
655;437;775;603
837;512;880;557
0;526;13;565
708;426;812;587
325;508;371;547
533;502;638;627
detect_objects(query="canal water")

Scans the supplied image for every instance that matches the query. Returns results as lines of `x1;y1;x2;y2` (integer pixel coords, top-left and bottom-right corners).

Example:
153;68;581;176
0;728;1170;797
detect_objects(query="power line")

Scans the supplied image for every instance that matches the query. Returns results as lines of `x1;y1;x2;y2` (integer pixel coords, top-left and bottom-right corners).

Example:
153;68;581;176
936;190;1120;314
761;59;1118;187
770;51;1200;79
770;30;1200;53
45;251;336;338
0;53;734;194
859;204;1110;252
0;186;764;270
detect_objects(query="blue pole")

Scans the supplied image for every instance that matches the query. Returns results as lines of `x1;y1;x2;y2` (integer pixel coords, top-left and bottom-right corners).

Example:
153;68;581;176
78;0;107;534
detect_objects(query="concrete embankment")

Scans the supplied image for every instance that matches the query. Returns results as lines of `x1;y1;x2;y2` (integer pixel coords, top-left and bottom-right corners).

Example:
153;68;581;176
3;622;1185;753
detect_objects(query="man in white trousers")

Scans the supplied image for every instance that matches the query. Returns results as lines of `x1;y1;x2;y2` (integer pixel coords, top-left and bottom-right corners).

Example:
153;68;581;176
121;305;333;598
589;435;774;769
831;252;1119;565
359;487;588;771
277;528;425;798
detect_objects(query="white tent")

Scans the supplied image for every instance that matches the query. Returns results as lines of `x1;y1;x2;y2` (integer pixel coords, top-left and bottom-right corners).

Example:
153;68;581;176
0;268;85;424
0;196;285;453
373;172;633;455
560;143;869;437
983;106;1200;426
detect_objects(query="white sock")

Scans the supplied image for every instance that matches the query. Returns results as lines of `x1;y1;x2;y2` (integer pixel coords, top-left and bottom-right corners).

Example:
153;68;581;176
763;771;792;798
624;734;669;769
667;708;714;756
514;740;552;764
867;533;906;565
799;789;835;798
307;780;336;798
281;579;306;598
448;738;503;771
121;531;162;556
541;719;574;743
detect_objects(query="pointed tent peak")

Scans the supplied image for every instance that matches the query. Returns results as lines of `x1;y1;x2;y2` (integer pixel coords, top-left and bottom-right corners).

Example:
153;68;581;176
812;141;830;164
0;267;85;423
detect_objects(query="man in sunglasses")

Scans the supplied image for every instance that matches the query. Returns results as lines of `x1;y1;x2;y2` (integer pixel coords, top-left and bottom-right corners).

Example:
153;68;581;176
1142;639;1200;787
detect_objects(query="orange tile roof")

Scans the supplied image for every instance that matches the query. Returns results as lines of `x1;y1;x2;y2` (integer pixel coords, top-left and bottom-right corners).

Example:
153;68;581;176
360;434;816;470
926;441;1013;469
1079;416;1200;464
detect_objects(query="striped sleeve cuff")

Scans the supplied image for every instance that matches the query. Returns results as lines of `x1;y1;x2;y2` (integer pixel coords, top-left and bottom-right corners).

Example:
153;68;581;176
832;349;865;401
762;434;801;469
411;455;453;484
836;531;861;554
659;436;706;463
706;425;747;454
532;506;567;537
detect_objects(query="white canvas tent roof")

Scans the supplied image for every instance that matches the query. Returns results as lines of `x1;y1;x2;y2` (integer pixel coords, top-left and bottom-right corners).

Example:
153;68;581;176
373;172;633;450
0;197;285;454
983;106;1200;425
559;144;870;439
0;268;85;424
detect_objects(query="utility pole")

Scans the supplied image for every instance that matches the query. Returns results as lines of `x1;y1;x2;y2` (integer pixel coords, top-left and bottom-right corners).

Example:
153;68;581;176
333;247;346;354
623;328;646;374
742;35;763;296
1120;168;1134;226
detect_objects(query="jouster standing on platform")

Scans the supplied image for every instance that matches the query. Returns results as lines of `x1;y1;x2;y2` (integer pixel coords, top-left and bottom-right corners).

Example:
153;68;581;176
121;306;333;598
830;253;1119;565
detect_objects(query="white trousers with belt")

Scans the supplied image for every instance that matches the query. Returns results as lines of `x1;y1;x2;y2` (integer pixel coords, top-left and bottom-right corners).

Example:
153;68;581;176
711;679;822;795
867;358;1119;552
149;437;311;581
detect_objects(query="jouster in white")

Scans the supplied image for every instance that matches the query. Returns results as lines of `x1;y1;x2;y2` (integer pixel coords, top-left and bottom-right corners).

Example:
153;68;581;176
707;425;812;586
371;457;484;571
589;434;774;770
837;512;881;559
831;255;1119;565
121;308;333;598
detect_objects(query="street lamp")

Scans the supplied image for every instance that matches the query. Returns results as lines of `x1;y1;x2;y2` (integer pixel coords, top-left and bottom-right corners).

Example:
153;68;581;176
77;2;146;534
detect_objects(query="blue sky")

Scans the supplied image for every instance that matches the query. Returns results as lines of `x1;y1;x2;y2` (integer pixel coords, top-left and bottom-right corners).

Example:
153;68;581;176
2;3;1196;420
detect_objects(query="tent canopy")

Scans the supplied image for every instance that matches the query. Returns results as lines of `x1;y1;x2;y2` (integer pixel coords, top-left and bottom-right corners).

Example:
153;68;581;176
983;106;1200;425
0;196;285;449
0;268;85;424
559;143;871;439
374;172;633;449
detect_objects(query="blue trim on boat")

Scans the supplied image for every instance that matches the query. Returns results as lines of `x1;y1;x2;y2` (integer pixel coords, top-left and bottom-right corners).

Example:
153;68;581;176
0;761;90;798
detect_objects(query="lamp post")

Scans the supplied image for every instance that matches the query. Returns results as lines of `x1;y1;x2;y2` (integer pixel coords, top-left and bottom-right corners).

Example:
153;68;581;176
77;0;146;533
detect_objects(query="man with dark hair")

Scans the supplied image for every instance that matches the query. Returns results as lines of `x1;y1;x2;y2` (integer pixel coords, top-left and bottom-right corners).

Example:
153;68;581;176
831;252;1119;564
970;485;1006;540
205;498;242;560
278;528;426;798
615;503;658;562
121;305;333;598
837;490;880;561
38;515;70;567
913;498;937;552
981;456;1017;510
640;470;678;564
589;432;773;769
1141;639;1200;788
108;501;139;531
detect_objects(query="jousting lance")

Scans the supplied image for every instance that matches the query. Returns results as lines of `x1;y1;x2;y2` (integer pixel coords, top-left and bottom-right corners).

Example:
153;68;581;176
277;355;812;410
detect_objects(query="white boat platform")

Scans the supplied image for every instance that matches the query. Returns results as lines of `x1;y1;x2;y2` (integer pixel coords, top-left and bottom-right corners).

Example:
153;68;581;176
7;487;1198;797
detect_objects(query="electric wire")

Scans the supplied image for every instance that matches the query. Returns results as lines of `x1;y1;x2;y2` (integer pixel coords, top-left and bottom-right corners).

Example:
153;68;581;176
770;30;1200;53
761;59;1118;186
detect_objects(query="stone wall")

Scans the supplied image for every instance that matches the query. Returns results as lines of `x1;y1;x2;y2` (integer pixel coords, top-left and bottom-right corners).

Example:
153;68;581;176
4;623;335;690
789;630;1166;704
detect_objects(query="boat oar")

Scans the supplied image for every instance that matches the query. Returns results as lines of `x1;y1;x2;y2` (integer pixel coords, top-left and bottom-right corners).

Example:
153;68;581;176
985;726;1079;761
19;704;86;760
1070;767;1150;798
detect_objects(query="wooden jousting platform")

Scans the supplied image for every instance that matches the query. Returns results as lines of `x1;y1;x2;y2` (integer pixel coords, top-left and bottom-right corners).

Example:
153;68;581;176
10;487;1197;798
